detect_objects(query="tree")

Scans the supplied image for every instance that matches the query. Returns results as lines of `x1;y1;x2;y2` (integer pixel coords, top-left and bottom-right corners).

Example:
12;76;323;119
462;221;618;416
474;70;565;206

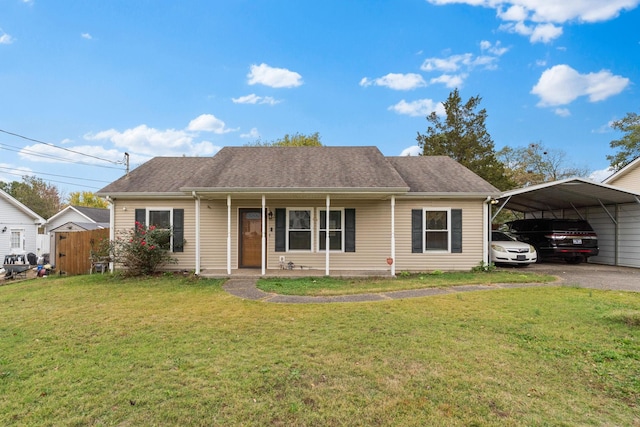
247;132;323;147
0;176;62;219
416;89;514;190
497;142;590;188
607;112;640;172
67;191;109;208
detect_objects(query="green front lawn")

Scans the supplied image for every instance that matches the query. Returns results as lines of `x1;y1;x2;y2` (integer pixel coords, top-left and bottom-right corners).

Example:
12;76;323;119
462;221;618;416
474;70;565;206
1;274;638;426
257;270;556;296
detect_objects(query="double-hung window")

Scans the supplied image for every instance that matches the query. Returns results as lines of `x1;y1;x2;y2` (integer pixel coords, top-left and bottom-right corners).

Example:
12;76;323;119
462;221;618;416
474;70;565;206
148;209;172;250
425;209;449;251
10;230;23;252
135;208;185;252
287;209;312;251
319;209;343;251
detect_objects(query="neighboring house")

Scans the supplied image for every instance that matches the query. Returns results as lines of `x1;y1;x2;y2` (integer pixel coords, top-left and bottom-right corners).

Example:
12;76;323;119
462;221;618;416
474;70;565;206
0;188;46;258
97;146;499;276
45;205;110;264
602;157;640;191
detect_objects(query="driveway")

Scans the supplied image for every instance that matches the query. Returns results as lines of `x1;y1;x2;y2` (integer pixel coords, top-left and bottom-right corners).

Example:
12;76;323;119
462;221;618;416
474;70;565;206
502;261;640;293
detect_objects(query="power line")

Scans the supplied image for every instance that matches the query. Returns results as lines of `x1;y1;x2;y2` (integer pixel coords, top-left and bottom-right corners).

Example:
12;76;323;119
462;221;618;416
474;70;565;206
0;165;112;184
0;168;104;190
0;128;125;165
0;142;126;171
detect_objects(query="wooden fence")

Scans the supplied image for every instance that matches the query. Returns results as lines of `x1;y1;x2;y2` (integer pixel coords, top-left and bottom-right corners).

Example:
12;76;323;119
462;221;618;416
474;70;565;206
55;229;110;276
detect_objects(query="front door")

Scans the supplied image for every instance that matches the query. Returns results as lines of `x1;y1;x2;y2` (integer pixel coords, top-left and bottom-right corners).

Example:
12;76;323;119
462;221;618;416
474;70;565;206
239;209;263;268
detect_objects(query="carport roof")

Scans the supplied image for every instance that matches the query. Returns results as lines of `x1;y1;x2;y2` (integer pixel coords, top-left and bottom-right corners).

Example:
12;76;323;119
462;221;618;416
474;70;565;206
495;177;640;213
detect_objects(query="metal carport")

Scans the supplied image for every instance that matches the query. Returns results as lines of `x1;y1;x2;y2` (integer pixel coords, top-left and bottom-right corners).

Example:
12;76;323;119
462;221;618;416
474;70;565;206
491;177;640;268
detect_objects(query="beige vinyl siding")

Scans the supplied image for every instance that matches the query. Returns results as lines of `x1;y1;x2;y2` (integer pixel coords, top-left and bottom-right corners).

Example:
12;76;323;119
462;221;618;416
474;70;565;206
394;199;486;271
112;199;197;270
607;169;640;192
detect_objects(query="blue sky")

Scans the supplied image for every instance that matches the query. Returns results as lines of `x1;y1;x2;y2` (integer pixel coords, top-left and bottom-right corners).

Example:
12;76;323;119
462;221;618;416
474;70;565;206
1;0;638;195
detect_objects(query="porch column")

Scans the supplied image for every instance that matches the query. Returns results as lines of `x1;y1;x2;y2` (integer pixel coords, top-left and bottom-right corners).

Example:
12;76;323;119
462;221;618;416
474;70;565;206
326;194;330;276
108;197;115;273
227;195;231;275
390;195;396;277
194;193;200;275
261;195;266;276
483;196;490;265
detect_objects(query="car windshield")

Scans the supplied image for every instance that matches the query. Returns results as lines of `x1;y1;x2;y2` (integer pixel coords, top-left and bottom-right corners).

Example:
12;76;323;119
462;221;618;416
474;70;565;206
492;231;515;242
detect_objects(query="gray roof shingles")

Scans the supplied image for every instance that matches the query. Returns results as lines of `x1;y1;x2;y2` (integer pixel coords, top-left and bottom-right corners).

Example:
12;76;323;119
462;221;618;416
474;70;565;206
97;147;497;195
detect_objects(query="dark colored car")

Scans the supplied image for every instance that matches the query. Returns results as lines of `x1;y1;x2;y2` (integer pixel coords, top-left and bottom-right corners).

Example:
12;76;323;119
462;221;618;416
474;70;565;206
504;219;599;264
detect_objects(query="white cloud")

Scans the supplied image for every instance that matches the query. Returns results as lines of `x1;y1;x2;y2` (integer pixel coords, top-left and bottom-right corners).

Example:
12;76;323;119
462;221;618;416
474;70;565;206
388;99;446;117
187;114;236;134
590;167;615;182
0;31;15;45
400;145;422;156
247;63;303;88
19;143;123;165
81;33;93;40
430;74;467;88
359;73;427;90
554;108;571;117
80;114;232;159
531;64;630;106
0;163;32;182
240;128;260;139
232;94;281;105
428;0;639;43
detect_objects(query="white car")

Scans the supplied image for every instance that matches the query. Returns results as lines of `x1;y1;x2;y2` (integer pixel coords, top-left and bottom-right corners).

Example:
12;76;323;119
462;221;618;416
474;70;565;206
491;231;537;266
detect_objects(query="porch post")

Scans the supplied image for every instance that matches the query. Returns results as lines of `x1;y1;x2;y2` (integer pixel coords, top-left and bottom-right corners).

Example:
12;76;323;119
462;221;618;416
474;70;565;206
261;195;266;276
108;197;115;273
391;195;396;277
325;194;330;276
194;193;200;275
227;195;231;275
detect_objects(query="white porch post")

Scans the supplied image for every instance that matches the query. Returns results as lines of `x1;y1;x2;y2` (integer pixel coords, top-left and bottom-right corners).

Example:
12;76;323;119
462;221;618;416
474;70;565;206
227;195;231;275
391;195;396;277
484;196;490;265
261;195;266;276
325;194;330;276
194;192;200;275
108;197;115;273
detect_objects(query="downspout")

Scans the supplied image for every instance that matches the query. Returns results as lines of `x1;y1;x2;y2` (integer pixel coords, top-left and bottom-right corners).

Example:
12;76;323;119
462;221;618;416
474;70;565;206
484;196;491;265
106;196;115;273
390;195;396;277
227;195;231;275
325;195;330;276
262;195;266;276
192;191;200;276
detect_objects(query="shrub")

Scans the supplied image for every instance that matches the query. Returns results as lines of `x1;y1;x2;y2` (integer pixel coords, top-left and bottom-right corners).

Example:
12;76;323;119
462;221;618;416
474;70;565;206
110;222;177;276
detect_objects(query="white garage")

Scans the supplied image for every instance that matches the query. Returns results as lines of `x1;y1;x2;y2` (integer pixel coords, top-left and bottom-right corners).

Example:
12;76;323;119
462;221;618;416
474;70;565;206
492;177;640;268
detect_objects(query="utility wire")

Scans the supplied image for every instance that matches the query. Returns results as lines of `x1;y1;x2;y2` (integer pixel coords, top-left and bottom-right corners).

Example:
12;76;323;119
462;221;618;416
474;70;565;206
0;128;125;165
0;165;112;184
0;143;126;171
0;168;104;190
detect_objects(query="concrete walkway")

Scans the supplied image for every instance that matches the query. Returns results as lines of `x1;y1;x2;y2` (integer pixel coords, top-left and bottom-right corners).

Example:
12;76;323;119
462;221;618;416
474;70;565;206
222;278;558;304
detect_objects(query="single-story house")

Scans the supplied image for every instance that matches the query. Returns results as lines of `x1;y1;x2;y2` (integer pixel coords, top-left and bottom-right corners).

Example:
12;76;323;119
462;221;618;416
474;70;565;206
96;146;500;276
0;188;46;259
45;205;110;266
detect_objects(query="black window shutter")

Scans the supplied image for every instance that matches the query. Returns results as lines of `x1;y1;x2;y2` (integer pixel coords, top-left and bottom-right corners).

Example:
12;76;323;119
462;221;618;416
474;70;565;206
275;208;286;252
411;209;423;253
135;209;146;227
173;209;184;253
451;209;462;253
345;208;356;252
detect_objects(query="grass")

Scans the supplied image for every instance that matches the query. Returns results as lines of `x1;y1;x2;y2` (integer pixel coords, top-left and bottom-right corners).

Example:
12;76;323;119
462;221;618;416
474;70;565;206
257;270;556;296
0;274;638;426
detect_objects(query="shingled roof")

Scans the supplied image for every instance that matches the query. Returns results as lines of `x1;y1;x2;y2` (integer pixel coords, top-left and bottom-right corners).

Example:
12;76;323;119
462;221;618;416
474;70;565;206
97;146;498;197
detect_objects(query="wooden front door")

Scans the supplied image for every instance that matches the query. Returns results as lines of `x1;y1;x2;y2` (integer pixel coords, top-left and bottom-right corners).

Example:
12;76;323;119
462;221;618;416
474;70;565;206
239;209;263;268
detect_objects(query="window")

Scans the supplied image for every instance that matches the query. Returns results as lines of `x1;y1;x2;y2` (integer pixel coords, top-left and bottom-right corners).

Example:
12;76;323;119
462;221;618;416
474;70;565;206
425;210;449;251
10;230;23;252
319;209;343;251
288;209;312;251
412;208;462;254
135;208;185;252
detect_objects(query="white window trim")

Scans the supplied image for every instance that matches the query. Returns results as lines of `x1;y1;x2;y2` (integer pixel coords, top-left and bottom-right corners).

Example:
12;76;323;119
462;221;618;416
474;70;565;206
10;229;25;253
317;207;345;253
423;208;451;253
145;207;174;250
286;207;313;252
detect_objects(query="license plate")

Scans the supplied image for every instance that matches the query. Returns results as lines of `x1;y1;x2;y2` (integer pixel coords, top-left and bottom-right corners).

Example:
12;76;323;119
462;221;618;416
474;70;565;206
516;255;526;261
573;239;582;245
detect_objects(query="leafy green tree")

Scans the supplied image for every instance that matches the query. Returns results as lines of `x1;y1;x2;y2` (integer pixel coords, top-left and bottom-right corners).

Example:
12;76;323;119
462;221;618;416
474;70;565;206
248;132;323;147
67;191;109;208
416;89;514;190
1;176;62;219
607;112;640;172
498;142;590;187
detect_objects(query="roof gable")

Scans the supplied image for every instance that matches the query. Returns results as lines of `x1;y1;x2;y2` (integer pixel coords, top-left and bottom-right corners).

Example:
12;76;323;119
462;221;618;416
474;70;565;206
0;188;46;224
